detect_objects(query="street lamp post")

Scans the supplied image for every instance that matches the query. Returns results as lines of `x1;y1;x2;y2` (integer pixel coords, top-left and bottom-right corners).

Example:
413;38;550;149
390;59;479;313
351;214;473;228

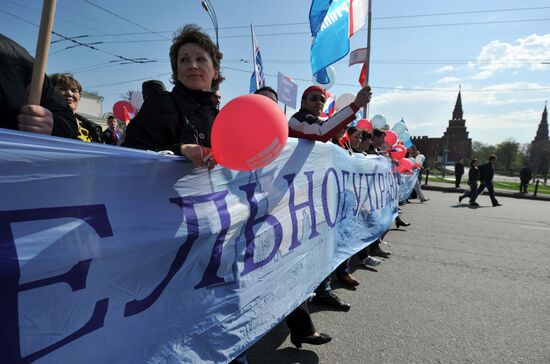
201;0;219;48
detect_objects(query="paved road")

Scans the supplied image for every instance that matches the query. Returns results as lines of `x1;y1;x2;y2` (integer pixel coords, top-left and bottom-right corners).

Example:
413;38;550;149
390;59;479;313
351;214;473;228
246;190;550;363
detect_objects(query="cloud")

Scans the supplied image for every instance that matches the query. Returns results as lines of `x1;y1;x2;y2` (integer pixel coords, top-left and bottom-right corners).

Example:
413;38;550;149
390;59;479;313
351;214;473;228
468;33;550;79
461;82;550;106
431;65;455;74
434;77;460;84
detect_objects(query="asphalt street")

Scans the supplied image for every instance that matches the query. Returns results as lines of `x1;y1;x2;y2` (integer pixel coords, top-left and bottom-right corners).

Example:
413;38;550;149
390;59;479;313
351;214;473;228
247;190;550;363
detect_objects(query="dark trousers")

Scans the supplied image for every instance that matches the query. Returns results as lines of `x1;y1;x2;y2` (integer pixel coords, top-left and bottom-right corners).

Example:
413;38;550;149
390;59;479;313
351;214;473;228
461;181;478;203
357;230;389;260
520;180;529;193
455;173;463;188
285;302;316;339
477;181;498;205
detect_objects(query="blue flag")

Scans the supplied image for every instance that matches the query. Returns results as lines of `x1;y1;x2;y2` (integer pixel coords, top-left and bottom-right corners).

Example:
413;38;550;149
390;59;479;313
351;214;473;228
310;0;350;76
309;0;334;36
249;25;265;93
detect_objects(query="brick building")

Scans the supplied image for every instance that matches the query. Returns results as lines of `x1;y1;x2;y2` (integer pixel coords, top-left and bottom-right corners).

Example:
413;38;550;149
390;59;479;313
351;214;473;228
411;90;472;166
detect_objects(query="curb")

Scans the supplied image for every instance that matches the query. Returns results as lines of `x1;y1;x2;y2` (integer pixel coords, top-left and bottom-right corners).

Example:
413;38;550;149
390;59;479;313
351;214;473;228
420;184;550;202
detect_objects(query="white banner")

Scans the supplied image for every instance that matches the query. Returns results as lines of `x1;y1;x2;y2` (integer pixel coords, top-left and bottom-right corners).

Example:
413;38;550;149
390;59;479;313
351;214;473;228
276;72;298;109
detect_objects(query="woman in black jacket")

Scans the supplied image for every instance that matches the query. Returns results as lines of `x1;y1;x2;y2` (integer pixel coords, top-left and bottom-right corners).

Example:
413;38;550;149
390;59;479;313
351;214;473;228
50;73;104;143
123;24;223;168
459;158;480;206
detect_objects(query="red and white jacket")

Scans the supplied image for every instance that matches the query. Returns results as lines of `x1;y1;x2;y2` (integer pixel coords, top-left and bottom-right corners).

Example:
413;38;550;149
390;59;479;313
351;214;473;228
288;103;360;142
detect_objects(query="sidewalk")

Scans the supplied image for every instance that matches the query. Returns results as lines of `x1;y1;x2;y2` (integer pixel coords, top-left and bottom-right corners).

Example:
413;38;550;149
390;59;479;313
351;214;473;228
421;181;550;202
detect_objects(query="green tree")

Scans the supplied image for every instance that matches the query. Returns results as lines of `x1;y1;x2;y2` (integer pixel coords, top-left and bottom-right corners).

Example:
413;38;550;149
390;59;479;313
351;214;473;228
472;141;496;164
495;139;520;175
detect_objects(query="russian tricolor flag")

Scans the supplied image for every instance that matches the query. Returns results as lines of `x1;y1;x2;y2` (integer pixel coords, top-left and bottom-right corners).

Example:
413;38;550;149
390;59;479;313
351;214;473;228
320;91;336;118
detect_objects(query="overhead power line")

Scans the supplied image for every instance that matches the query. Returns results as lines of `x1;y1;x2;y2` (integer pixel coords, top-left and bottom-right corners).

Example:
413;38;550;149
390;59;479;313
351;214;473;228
79;17;550;43
58;5;550;37
82;0;170;40
221;66;550;93
0;8;155;64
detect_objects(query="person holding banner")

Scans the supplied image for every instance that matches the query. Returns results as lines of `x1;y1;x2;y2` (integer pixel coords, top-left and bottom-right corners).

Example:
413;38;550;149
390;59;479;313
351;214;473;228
254;85;332;349
287;85;368;311
50;73;104;143
123;24;222;168
0;34;76;138
288;85;371;142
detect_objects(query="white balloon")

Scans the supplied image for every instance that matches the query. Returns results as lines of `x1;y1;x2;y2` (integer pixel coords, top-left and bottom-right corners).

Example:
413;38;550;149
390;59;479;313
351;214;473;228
312;66;336;90
371;114;387;129
415;154;426;165
129;91;144;112
334;93;355;113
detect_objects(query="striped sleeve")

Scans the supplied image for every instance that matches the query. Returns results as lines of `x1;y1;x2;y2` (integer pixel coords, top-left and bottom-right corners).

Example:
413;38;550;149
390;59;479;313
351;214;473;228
288;103;360;142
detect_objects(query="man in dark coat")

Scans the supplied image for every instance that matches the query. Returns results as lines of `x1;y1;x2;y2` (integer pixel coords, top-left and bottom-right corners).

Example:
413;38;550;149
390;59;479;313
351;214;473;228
477;155;501;206
519;163;532;194
454;157;465;188
0;34;76;138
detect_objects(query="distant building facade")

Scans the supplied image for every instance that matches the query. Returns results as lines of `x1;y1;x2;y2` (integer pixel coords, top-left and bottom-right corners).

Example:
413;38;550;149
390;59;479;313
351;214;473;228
76;91;108;130
411;90;472;166
530;103;550;176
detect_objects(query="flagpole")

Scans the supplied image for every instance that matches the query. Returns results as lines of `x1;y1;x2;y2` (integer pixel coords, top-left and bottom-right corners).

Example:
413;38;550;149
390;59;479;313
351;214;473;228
364;0;372;118
27;0;57;105
250;23;257;91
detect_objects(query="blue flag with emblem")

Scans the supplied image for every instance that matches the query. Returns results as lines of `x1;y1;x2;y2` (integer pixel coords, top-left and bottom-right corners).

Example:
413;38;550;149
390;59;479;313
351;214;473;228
310;0;350;77
249;24;265;93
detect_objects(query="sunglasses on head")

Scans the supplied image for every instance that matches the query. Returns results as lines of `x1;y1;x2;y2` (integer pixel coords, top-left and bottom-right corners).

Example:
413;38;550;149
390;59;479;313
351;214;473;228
308;95;326;103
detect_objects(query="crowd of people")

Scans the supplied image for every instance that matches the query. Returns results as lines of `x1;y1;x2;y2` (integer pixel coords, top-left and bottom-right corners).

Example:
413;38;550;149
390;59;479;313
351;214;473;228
1;26;426;363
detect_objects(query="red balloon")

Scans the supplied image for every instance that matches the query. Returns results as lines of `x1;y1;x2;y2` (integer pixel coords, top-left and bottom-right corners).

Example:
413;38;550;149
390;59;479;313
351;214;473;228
356;118;372;131
384;130;398;146
397;158;413;173
211;94;288;171
113;100;136;122
390;145;406;160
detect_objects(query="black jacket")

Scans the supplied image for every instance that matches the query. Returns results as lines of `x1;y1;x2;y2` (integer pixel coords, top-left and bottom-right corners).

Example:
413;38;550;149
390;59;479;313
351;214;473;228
122;82;217;154
0;34;77;138
454;161;464;175
519;166;532;182
479;162;494;182
102;128;120;145
468;166;480;182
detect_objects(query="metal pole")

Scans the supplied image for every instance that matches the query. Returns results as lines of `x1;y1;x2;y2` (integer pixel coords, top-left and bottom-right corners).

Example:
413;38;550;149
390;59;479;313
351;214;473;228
363;0;372;118
534;179;539;197
425;168;429;185
201;1;218;48
250;23;257;92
